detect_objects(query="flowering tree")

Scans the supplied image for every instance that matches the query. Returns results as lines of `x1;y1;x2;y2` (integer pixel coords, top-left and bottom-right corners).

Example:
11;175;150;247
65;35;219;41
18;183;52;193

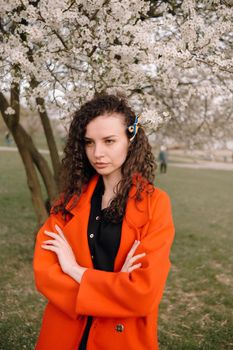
0;0;232;225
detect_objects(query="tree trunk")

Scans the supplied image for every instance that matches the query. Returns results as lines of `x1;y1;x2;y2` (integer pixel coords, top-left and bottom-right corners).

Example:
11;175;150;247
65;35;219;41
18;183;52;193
30;78;61;185
13;125;48;226
0;87;58;226
18;124;58;201
36;96;61;185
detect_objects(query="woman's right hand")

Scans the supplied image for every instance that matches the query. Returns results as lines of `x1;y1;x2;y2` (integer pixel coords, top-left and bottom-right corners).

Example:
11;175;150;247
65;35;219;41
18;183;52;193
121;240;146;273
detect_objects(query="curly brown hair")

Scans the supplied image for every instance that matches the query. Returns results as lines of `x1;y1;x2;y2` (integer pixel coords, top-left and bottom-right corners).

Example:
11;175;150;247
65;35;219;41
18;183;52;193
53;93;157;223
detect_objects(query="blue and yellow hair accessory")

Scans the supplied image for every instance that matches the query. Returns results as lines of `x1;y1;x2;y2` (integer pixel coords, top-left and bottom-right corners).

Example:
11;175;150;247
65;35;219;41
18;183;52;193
127;114;141;141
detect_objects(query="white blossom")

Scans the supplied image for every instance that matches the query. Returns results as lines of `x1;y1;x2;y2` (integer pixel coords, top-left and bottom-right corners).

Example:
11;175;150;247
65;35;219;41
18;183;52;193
0;0;232;147
5;107;15;115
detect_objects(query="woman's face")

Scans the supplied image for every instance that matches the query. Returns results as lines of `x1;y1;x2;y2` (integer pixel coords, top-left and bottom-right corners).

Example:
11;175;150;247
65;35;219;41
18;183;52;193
84;113;130;177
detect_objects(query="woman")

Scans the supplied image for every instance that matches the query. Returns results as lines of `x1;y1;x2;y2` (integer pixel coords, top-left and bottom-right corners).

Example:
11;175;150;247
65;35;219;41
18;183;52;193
33;93;175;350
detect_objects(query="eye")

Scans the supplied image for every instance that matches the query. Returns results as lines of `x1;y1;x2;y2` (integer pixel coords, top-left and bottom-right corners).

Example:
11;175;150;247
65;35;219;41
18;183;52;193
84;140;93;145
105;139;114;144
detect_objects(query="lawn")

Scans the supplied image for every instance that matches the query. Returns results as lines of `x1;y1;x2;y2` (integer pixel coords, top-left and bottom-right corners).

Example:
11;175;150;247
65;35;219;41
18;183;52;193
0;151;232;349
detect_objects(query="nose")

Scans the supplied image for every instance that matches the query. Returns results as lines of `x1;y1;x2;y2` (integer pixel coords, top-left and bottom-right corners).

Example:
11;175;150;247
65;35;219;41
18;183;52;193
93;143;105;158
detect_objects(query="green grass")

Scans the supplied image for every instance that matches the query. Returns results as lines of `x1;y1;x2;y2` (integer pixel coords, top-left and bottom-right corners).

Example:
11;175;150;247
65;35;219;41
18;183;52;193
0;152;46;350
156;168;233;350
0;151;233;349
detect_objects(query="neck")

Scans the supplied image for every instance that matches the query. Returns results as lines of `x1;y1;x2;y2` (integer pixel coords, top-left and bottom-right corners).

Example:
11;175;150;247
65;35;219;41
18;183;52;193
101;171;122;196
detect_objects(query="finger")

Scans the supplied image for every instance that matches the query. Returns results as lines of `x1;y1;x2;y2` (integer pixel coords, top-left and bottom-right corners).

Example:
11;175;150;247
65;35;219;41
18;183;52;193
128;263;142;273
127;240;141;259
55;225;68;242
42;239;60;247
41;244;59;253
44;230;63;243
129;253;146;265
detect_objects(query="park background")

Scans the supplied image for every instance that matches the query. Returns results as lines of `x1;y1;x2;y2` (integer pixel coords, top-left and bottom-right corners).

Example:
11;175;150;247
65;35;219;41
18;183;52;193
0;1;233;349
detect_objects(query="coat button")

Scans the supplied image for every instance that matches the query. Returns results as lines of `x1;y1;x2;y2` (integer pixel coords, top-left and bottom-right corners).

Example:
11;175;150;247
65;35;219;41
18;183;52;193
115;324;124;332
89;233;94;238
96;215;100;221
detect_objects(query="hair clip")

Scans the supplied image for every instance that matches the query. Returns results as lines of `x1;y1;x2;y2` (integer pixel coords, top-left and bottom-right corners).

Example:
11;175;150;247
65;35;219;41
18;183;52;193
128;114;141;141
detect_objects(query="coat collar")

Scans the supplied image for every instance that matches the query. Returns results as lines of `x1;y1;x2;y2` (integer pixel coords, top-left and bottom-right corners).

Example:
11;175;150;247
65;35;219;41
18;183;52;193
62;173;153;271
65;172;151;227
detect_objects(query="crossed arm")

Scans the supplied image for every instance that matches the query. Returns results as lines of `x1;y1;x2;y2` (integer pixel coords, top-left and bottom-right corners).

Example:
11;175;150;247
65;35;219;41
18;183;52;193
41;225;145;283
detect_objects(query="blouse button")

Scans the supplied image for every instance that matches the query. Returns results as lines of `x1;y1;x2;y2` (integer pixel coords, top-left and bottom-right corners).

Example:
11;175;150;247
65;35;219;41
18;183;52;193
89;233;94;239
115;324;124;332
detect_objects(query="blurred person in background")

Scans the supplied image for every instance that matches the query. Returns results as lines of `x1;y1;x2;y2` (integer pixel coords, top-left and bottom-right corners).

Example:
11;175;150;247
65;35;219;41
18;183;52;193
159;145;168;174
4;131;12;146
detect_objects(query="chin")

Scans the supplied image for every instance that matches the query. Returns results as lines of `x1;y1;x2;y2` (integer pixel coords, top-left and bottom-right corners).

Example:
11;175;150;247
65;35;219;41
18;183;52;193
94;166;116;176
95;168;112;175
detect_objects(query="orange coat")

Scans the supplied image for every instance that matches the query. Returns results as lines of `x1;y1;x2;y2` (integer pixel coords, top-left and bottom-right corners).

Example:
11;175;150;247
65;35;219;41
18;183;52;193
33;174;175;350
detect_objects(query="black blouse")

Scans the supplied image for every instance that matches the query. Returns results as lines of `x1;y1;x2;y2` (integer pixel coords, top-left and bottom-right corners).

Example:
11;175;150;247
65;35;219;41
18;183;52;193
78;176;123;350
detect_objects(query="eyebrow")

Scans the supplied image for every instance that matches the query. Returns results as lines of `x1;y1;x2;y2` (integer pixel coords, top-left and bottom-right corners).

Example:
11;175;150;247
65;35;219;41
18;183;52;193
84;135;118;140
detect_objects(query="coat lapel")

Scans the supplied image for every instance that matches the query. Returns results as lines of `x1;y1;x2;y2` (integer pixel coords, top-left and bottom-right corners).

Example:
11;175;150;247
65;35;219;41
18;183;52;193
114;176;151;271
62;175;99;269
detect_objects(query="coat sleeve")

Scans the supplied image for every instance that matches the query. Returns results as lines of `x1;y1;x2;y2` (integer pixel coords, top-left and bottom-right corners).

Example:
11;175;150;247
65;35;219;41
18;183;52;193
76;190;175;318
33;212;80;320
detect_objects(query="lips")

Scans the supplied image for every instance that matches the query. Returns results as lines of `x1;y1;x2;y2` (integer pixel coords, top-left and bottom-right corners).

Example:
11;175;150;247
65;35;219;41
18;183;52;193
95;163;109;168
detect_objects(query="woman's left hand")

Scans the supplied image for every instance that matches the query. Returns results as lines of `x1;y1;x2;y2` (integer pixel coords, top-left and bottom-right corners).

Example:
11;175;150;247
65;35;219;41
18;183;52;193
41;224;79;275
